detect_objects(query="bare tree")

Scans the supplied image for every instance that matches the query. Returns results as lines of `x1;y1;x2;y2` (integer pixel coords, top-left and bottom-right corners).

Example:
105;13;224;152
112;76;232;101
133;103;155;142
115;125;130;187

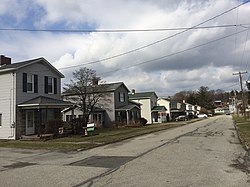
63;67;105;130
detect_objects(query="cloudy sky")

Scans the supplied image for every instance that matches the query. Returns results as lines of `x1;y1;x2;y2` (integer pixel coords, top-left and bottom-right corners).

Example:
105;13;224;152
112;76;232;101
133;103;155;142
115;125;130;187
0;0;250;96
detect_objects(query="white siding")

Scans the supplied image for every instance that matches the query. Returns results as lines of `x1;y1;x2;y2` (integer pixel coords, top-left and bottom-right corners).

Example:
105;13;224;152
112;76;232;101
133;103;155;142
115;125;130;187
157;99;170;114
131;99;152;124
0;72;16;139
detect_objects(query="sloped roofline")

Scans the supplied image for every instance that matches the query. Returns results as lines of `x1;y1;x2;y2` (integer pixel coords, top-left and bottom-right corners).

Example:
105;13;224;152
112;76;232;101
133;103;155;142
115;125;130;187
0;57;64;78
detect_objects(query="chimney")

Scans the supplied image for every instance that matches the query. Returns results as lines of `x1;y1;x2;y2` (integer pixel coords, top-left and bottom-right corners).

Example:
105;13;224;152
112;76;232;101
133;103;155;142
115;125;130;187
132;89;135;95
92;77;99;85
0;55;11;66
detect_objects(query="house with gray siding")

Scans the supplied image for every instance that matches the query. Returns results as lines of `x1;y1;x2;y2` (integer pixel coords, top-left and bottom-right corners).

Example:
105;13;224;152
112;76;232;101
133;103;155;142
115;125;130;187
62;82;141;127
0;55;71;139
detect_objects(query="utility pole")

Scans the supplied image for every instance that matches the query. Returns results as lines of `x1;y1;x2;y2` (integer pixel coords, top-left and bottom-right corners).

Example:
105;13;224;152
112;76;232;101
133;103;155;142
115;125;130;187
233;71;247;120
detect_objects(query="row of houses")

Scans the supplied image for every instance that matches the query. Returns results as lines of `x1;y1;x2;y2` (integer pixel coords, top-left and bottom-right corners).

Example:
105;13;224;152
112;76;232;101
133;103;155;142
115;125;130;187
0;56;201;140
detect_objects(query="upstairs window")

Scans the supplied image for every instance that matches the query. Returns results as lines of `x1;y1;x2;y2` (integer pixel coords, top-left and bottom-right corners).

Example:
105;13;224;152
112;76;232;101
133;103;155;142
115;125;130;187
27;74;34;92
48;77;54;94
119;92;125;102
23;73;38;93
45;76;57;94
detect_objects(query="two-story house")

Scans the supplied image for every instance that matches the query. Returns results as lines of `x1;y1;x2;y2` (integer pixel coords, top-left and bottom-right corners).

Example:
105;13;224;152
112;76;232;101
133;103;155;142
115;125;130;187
0;55;72;139
157;98;171;121
62;82;141;127
129;91;166;124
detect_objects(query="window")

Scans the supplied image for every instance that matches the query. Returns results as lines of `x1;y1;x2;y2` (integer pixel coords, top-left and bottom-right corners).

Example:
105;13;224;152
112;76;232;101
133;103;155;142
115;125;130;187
27;74;34;92
45;76;57;94
48;77;54;94
119;92;125;102
23;73;38;93
0;114;2;127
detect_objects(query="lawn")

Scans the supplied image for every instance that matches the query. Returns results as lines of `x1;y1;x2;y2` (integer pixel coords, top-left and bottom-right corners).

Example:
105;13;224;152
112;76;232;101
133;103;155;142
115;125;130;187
0;120;197;152
233;115;250;149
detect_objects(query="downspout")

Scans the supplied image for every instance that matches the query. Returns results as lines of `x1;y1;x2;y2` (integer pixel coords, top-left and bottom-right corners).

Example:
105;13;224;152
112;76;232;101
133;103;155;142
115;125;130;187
8;72;15;139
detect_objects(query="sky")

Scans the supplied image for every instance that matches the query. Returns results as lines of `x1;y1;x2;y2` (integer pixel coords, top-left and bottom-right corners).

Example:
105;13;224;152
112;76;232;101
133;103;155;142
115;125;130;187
0;0;250;97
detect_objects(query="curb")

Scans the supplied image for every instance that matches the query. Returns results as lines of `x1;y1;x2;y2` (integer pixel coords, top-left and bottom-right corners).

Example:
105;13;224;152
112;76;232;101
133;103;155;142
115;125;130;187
233;122;250;151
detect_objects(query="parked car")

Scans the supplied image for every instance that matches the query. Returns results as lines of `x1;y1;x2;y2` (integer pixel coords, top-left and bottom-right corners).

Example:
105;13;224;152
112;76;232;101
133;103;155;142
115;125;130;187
197;114;208;118
175;115;188;121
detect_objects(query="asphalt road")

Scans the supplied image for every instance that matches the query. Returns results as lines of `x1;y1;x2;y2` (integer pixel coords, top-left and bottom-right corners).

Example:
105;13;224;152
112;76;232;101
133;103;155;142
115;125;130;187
0;115;249;187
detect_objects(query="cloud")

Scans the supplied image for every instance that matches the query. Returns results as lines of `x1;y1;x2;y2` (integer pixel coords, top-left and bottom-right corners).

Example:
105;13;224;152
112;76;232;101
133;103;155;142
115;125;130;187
0;0;249;96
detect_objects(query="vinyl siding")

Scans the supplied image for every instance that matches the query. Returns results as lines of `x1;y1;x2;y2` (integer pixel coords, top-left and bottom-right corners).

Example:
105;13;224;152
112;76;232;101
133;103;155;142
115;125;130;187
16;62;62;104
0;72;16;139
130;98;152;124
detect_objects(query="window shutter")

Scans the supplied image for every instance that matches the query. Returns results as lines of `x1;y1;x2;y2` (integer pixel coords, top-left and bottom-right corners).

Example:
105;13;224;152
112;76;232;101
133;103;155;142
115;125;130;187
44;76;48;94
118;92;121;102
34;75;38;93
123;93;126;102
54;77;57;94
23;73;27;92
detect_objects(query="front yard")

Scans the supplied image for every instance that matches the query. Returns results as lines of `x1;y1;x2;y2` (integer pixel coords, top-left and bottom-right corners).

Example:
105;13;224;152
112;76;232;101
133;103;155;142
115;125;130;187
233;115;250;149
0;120;198;152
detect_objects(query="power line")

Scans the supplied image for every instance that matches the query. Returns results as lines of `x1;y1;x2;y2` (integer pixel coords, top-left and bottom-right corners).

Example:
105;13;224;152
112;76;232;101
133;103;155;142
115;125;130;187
98;28;248;76
57;1;250;71
0;24;248;33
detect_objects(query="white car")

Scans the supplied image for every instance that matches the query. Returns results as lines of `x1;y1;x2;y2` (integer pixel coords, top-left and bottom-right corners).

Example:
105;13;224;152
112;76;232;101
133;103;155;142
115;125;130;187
197;114;208;118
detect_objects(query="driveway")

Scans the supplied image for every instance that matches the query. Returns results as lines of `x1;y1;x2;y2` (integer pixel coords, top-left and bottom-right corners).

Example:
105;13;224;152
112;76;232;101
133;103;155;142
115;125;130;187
0;115;249;186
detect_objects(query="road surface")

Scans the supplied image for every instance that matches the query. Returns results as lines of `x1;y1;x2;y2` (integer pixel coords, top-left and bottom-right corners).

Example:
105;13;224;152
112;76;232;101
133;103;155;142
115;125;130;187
0;115;249;186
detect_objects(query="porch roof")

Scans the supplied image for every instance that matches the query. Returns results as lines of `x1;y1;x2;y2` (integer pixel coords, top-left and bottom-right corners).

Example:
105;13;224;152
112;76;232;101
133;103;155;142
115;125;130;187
18;96;73;109
151;106;166;112
116;104;140;111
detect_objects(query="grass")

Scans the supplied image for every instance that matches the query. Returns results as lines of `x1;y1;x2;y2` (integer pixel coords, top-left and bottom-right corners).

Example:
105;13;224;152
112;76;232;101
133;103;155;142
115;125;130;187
0;119;200;152
232;115;250;149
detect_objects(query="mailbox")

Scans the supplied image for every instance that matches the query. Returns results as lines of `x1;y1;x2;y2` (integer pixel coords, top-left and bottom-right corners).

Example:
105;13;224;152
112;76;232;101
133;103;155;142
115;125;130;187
87;123;95;132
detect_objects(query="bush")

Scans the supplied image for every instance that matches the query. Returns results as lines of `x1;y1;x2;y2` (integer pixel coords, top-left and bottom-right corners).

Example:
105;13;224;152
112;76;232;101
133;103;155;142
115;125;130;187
139;118;147;126
45;119;64;134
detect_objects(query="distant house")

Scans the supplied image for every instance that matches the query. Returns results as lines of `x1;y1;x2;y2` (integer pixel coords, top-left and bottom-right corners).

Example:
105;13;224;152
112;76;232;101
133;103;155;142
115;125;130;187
62;82;141;127
0;55;72;139
157;98;171;121
170;100;185;120
129;91;166;124
181;102;196;118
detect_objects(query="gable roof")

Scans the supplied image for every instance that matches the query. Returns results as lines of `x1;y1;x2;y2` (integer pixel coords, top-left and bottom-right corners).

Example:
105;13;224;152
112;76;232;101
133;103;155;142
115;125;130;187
0;57;64;78
129;92;158;100
63;82;130;96
98;82;129;92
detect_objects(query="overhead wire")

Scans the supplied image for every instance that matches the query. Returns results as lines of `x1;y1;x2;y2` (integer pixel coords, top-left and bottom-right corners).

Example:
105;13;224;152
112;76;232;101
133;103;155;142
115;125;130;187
55;0;250;71
98;28;249;76
0;24;248;33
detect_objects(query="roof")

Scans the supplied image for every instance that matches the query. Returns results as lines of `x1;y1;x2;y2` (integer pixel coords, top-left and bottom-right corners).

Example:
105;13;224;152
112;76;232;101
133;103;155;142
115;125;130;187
151;106;166;112
0;57;64;78
116;104;140;111
63;82;130;95
129;92;157;99
18;96;73;109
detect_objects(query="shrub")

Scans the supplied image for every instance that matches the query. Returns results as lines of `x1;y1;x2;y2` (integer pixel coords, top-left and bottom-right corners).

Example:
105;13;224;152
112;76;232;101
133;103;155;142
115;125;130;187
139;118;147;126
45;119;64;134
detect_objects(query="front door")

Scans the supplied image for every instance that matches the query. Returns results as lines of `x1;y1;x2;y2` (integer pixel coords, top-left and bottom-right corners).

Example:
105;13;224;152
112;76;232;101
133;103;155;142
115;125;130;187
26;110;35;135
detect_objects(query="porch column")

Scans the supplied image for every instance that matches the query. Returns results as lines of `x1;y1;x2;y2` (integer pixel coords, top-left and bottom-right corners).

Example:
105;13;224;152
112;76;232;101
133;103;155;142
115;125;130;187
126;110;129;124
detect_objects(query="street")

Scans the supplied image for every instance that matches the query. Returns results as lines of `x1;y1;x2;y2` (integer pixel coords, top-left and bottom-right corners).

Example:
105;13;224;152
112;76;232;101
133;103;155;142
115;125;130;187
0;115;249;187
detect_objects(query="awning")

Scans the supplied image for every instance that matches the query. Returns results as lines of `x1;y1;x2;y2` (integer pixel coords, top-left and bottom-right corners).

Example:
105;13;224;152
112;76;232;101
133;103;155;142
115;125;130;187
116;104;140;111
18;96;73;109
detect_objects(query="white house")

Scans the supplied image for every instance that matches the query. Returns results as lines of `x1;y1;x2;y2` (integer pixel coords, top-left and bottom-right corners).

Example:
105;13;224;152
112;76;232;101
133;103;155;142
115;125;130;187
0;55;71;139
157;98;171;121
129;91;165;124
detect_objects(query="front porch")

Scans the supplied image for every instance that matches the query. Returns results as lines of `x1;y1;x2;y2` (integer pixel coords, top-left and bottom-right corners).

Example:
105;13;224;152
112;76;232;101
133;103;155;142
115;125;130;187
115;104;141;126
17;96;72;139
